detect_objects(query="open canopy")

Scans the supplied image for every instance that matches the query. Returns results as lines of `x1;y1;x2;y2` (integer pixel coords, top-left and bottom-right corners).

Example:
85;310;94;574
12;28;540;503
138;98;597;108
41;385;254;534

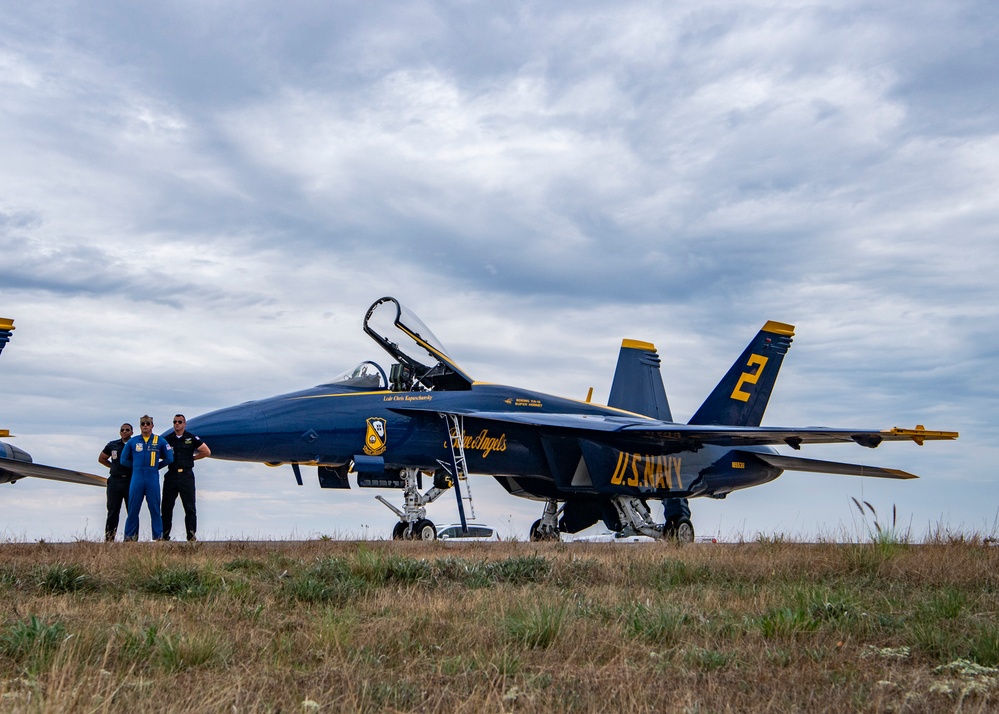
363;297;473;391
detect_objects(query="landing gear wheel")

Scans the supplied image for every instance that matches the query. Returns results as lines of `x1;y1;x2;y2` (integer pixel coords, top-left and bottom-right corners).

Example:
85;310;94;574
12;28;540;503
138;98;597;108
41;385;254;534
413;519;437;541
392;522;407;540
675;519;694;543
529;518;561;542
664;516;695;543
530;519;542;541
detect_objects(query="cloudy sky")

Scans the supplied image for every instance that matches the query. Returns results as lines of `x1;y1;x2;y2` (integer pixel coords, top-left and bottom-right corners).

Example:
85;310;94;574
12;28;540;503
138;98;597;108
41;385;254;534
1;1;995;542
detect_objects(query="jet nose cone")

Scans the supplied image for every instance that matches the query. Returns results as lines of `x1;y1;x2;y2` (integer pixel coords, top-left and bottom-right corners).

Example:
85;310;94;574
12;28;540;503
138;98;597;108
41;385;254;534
187;403;268;461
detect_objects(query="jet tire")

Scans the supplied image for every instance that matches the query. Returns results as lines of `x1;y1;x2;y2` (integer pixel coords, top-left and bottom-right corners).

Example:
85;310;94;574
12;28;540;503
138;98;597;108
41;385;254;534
664;516;695;544
529;519;561;542
392;522;407;540
413;519;437;541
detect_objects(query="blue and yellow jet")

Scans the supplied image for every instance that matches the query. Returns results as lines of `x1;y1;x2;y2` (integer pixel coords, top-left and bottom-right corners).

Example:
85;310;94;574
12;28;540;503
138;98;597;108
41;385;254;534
1;318;107;488
187;297;958;541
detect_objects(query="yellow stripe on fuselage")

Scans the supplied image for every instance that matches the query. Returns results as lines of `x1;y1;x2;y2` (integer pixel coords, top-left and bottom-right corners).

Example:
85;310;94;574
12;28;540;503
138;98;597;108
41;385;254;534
284;384;663;423
290;390;394;400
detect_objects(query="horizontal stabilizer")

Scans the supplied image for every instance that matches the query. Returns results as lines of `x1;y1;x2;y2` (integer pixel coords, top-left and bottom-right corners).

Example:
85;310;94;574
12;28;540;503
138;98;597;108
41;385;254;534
748;452;917;479
0;457;107;487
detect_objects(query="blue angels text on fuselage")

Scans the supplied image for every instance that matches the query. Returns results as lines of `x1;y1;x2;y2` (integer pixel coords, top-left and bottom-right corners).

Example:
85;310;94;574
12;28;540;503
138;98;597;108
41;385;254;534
187;297;958;542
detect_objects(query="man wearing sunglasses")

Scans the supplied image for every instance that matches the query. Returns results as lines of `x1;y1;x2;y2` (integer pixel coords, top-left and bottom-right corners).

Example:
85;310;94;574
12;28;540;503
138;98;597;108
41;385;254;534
162;414;210;542
98;423;134;542
120;415;174;541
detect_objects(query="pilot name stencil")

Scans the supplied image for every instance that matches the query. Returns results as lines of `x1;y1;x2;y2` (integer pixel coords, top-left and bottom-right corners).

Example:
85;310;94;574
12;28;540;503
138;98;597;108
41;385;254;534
383;394;433;403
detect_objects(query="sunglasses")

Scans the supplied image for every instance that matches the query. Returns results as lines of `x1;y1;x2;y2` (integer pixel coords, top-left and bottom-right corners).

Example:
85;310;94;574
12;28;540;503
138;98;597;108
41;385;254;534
140;422;152;426
120;428;132;432
173;420;185;424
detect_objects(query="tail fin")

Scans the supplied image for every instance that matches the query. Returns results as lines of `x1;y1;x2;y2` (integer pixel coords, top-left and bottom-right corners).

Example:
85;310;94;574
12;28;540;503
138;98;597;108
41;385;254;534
607;339;673;420
0;318;12;358
688;321;794;426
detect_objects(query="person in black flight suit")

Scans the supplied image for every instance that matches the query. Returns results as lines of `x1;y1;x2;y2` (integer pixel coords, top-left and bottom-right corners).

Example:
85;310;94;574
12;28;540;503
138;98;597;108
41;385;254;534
162;414;210;541
99;423;134;541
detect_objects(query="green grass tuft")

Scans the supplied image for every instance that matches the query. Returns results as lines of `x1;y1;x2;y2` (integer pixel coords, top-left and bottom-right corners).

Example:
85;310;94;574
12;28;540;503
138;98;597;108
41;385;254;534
503;602;568;649
37;562;95;593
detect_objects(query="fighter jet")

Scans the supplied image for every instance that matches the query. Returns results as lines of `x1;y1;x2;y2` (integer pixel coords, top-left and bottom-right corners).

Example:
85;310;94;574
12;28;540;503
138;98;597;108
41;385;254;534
0;318;106;488
187;297;958;541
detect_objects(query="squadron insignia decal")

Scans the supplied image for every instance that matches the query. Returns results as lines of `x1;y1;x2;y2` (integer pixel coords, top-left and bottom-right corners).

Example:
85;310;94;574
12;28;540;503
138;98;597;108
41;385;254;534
363;417;387;456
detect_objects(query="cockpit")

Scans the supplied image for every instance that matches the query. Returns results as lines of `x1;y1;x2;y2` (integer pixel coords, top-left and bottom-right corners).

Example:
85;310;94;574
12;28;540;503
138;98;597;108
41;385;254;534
321;297;474;393
318;361;388;390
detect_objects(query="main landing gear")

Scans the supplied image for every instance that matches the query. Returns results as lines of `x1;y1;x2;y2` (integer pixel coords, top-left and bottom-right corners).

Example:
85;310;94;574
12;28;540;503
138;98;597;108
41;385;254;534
529;499;562;542
529;496;695;543
663;515;695;543
610;495;665;540
662;497;695;543
612;495;695;542
377;467;450;541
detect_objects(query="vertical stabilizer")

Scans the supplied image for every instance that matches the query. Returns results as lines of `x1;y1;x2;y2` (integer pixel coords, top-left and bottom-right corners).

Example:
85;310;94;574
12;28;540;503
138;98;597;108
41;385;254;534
0;318;13;359
688;321;794;427
607;339;673;421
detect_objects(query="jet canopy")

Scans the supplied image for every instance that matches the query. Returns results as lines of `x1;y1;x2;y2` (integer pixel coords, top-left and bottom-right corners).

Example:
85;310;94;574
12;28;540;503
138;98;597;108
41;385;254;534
363;297;473;391
319;361;388;390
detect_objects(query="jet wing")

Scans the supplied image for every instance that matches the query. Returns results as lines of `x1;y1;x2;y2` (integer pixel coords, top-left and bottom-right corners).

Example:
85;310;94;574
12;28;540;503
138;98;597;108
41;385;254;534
392;407;958;448
392;408;638;432
743;451;917;479
0;457;107;487
618;423;959;448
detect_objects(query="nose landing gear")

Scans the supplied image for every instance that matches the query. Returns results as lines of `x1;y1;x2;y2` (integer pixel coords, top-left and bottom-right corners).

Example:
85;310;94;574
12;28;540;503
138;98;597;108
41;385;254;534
377;467;450;541
391;518;438;541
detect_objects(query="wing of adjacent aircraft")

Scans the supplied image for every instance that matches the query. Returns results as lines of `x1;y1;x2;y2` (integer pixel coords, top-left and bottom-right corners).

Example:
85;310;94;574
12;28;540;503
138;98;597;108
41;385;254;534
1;317;107;488
0;457;107;487
0;317;13;357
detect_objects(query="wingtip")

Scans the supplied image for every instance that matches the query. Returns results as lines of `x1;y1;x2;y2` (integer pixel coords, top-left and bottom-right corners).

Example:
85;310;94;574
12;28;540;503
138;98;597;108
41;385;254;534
886;426;960;445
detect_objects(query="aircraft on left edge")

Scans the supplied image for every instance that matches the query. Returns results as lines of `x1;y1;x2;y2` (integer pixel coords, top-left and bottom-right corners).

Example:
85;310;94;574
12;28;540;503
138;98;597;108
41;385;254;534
0;317;107;487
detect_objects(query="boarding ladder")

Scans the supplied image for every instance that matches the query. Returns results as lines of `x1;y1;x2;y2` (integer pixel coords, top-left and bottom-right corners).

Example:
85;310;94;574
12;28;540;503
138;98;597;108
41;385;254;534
441;413;476;525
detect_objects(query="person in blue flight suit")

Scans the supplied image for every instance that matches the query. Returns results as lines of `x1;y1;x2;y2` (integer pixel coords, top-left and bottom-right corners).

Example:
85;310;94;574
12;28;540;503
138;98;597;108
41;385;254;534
120;415;173;541
162;414;210;542
98;422;133;541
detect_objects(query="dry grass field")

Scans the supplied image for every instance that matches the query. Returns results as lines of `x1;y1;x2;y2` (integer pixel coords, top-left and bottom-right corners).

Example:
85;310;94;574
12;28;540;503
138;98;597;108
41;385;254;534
1;537;997;713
